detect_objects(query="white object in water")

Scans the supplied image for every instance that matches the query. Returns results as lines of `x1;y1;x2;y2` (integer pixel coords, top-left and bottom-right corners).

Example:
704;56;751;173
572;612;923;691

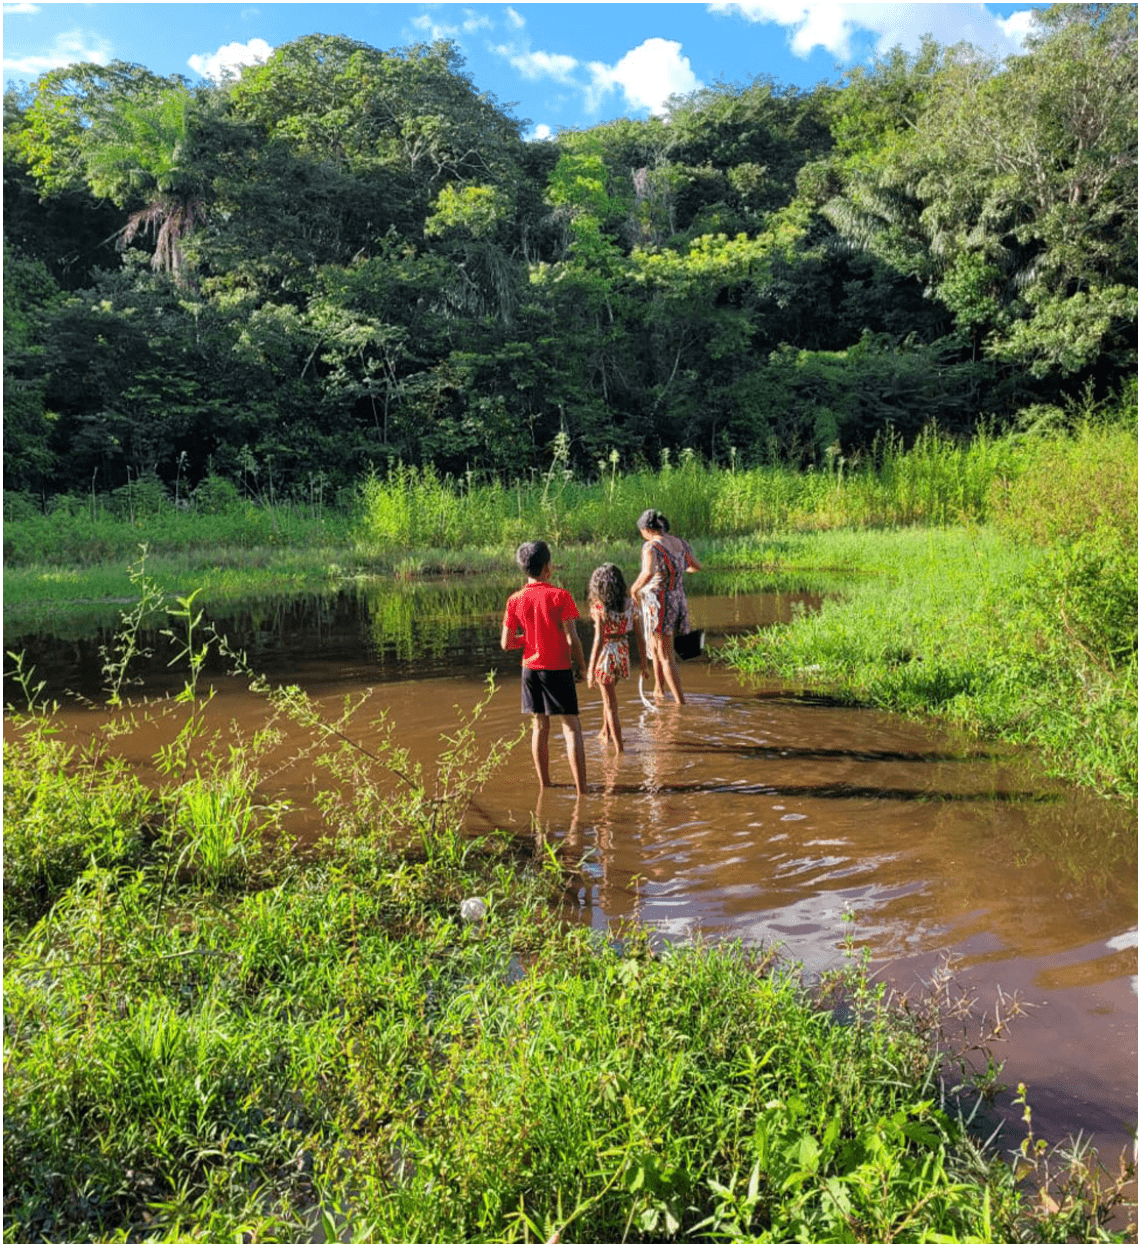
460;897;488;923
638;674;657;711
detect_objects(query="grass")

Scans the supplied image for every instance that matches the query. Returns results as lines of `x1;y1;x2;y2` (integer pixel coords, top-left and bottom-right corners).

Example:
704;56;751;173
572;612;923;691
720;522;1138;802
5;650;1135;1243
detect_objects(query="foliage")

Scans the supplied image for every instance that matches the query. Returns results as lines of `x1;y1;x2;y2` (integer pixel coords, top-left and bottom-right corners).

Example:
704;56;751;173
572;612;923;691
1;725;152;931
8;18;1138;498
817;9;1138;378
723;426;1138;802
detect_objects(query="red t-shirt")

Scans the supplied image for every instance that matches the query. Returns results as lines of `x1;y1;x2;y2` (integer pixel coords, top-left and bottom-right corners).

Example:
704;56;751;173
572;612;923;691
503;581;580;670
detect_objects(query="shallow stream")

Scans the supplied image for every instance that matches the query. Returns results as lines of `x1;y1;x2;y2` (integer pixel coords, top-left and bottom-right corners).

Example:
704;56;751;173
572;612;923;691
6;574;1137;1176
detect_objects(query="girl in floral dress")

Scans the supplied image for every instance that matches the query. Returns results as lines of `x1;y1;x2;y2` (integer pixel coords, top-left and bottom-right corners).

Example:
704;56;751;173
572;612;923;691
586;563;646;751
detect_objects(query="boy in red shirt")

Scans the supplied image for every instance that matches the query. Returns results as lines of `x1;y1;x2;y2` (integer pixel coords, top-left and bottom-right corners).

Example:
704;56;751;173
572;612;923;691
501;540;587;795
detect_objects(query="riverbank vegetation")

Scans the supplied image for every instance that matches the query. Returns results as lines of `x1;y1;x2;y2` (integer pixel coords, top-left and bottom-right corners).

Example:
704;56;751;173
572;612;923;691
5;661;1135;1242
6;416;1137;803
721;420;1138;803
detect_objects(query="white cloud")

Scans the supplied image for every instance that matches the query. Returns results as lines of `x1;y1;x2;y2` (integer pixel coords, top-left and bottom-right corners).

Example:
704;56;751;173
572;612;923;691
462;10;491;33
587;37;701;116
505;6;525;30
188;37;273;83
2;27;113;77
996;9;1038;49
529;123;553;141
499;46;579;83
411;13;461;42
3;3;40;15
708;2;1036;61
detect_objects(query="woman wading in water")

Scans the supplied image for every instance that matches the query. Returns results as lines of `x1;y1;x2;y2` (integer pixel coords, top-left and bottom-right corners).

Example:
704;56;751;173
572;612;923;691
629;508;701;705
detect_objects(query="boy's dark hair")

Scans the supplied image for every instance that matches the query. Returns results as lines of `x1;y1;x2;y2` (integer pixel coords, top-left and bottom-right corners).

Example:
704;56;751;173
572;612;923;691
516;539;551;578
637;509;670;533
588;563;628;614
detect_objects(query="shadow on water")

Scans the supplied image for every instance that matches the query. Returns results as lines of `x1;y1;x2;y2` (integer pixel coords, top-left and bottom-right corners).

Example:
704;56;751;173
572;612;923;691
5;571;1137;1178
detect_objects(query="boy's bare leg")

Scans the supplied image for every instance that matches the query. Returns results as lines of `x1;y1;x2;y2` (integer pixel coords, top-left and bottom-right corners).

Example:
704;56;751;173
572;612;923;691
560;714;587;795
531;714;553;788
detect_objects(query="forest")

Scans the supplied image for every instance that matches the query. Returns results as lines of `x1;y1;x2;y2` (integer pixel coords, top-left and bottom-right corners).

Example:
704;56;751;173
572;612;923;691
4;5;1137;503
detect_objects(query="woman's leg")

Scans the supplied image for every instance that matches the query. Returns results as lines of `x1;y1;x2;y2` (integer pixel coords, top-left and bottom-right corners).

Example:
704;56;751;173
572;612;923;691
600;682;623;751
650;632;665;697
658;632;685;704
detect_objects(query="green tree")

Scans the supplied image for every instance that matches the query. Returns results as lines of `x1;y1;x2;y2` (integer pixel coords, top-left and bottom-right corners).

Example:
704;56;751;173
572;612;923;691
3;244;61;490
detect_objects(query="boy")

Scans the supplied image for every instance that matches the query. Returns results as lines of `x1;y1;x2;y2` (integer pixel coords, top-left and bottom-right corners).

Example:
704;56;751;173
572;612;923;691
501;540;587;795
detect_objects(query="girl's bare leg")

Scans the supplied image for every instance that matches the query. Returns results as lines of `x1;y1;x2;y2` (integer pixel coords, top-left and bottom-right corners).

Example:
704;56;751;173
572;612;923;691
600;682;623;751
651;633;665;698
658;633;685;705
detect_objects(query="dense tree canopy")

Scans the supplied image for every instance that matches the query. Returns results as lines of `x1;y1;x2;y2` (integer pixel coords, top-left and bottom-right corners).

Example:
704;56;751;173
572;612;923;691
5;10;1137;498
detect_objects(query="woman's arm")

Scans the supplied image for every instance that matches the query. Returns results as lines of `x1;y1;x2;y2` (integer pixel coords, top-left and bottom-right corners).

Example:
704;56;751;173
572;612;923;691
631;606;648;675
683;539;702;573
629;543;655;602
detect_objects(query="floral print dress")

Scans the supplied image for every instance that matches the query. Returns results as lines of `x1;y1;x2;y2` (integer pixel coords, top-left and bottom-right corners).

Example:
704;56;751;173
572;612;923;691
591;600;636;685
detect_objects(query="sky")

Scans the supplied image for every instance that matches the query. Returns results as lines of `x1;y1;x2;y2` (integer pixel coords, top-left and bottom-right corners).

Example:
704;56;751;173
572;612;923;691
3;1;1047;138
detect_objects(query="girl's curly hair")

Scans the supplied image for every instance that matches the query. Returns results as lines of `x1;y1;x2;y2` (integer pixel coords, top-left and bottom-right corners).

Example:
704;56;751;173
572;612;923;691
588;563;628;615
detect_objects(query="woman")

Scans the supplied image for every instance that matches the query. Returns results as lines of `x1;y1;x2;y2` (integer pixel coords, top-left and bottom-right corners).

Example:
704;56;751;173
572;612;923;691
629;508;702;704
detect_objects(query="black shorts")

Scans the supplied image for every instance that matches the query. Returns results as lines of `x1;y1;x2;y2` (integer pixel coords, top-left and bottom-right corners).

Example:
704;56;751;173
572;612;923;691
521;667;579;716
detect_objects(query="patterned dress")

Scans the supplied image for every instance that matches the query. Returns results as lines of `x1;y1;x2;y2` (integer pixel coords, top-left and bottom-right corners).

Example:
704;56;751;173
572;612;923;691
642;538;693;636
591;600;636;685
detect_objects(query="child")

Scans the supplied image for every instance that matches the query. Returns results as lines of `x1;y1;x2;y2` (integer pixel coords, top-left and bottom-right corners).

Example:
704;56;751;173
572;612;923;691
585;563;646;752
501;539;587;795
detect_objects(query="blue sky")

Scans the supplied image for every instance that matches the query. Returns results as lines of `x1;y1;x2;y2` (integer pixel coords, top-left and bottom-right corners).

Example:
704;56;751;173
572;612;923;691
3;2;1045;138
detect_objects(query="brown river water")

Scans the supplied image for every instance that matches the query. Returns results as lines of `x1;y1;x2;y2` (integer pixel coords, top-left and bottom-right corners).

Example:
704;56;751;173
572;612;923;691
6;577;1137;1187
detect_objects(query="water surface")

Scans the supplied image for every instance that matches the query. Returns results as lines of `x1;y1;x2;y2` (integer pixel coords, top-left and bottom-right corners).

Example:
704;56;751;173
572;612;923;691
7;575;1137;1176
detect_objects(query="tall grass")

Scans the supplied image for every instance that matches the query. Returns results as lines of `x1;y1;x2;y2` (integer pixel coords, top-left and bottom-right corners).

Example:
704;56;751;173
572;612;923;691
723;423;1138;802
349;427;1022;552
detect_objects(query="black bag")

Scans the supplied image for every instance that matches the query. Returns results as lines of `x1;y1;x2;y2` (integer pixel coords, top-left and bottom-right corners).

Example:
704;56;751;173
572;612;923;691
674;628;705;661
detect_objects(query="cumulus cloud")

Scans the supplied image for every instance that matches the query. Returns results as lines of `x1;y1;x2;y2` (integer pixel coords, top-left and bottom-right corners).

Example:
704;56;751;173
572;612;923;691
505;6;525;30
499;46;579;83
529;123;553;141
587;37;702;115
188;37;273;83
3;2;40;15
411;12;461;42
463;10;491;33
707;1;1036;60
996;9;1038;46
2;27;113;77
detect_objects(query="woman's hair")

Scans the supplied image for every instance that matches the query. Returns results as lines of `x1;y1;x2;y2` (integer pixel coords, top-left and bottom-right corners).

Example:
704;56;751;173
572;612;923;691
637;508;670;533
588;563;628;614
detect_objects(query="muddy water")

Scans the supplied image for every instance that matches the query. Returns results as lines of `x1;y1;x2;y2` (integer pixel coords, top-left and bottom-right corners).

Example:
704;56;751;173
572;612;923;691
7;579;1138;1175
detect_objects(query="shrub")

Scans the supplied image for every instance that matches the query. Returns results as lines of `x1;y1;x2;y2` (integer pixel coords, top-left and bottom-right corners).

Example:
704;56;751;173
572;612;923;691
108;473;169;521
193;473;242;514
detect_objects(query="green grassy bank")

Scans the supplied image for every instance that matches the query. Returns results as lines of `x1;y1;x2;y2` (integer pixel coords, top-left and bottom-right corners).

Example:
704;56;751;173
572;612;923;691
5;673;1134;1243
719;427;1138;805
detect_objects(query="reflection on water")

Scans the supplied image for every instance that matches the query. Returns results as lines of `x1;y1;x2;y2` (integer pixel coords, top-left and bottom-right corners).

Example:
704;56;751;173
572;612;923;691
3;572;817;704
5;574;1137;1170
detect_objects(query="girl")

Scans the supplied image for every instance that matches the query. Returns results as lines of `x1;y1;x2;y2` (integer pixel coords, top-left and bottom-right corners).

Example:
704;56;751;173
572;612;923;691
629;508;702;705
586;563;646;751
